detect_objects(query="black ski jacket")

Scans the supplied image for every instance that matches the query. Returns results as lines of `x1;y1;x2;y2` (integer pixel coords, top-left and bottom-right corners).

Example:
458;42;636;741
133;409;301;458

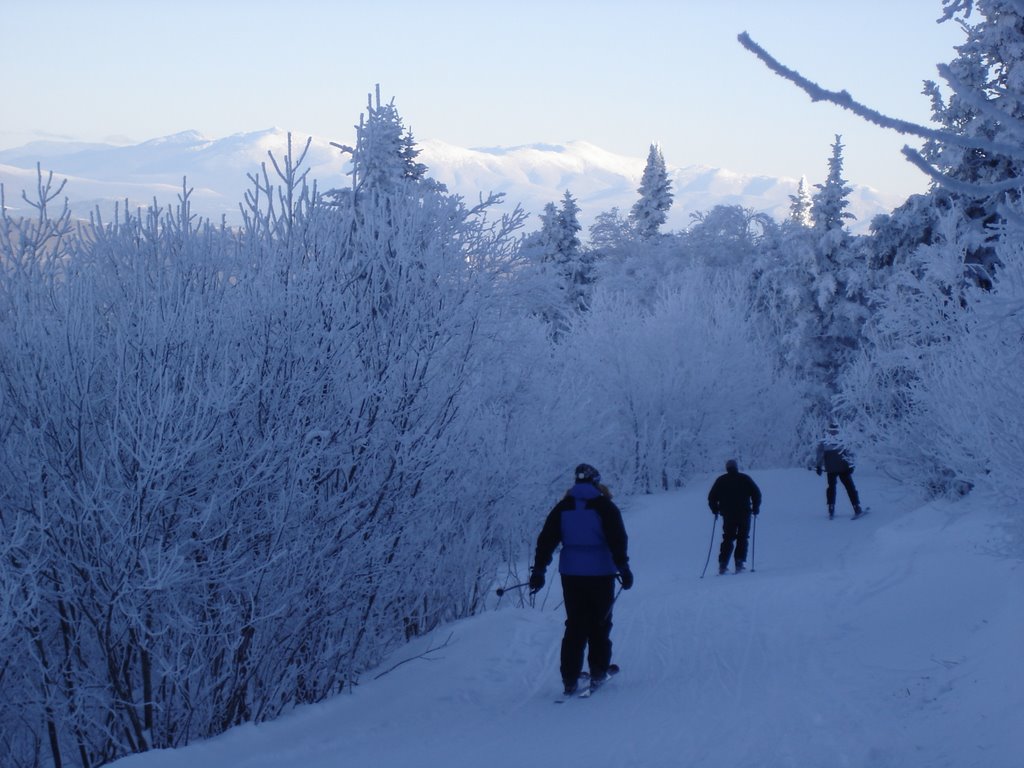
707;469;762;517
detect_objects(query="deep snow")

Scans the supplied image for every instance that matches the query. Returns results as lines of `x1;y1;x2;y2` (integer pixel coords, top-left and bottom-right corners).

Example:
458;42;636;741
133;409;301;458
112;467;1022;768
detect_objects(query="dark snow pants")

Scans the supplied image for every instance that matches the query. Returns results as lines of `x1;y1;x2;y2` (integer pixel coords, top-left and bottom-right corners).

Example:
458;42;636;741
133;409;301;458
826;470;860;509
719;512;752;568
559;574;615;685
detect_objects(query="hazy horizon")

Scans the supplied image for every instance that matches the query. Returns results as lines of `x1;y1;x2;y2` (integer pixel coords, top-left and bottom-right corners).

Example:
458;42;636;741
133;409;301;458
3;1;962;201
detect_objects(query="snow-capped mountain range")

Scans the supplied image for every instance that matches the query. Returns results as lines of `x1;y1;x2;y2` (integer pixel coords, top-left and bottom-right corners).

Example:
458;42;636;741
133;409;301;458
0;128;904;235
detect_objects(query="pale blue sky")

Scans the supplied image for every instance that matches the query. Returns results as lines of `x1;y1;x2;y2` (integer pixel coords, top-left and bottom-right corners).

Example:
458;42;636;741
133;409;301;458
3;0;963;198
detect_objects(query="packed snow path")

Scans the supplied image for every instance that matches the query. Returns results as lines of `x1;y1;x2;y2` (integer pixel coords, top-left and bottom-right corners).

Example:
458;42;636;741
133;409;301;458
115;468;1022;768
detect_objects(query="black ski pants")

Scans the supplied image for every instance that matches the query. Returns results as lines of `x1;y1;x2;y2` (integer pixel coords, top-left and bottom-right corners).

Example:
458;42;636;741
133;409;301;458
719;511;751;568
559;574;615;685
826;470;860;509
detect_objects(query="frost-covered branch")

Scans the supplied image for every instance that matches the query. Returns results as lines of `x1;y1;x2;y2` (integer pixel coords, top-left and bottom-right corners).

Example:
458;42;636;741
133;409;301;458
935;62;1024;141
900;145;1024;195
939;0;974;21
737;31;1024;161
373;632;454;680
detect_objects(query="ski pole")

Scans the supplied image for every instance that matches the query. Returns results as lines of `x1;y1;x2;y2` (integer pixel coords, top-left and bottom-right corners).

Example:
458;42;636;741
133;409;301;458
751;514;757;572
495;582;530;597
603;585;623;623
700;513;719;579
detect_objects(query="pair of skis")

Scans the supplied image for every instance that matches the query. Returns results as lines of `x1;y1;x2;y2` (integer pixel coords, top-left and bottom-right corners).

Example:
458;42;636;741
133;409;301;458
832;506;870;520
554;664;619;703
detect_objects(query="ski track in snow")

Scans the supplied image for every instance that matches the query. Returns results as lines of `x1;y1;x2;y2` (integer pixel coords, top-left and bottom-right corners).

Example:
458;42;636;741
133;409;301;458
112;468;1022;768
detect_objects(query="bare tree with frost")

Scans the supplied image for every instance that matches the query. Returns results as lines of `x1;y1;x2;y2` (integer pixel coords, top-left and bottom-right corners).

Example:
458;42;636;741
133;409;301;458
0;89;546;767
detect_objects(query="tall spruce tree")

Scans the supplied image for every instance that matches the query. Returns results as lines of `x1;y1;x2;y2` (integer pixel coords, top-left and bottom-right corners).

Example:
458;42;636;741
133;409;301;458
755;135;868;427
557;190;596;313
811;135;856;242
630;143;674;238
520;190;595;335
788;176;814;227
806;135;867;417
332;84;430;195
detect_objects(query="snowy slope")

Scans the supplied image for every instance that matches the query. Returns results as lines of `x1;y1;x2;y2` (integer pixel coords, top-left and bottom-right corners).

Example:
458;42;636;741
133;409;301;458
0;132;903;234
111;468;1021;768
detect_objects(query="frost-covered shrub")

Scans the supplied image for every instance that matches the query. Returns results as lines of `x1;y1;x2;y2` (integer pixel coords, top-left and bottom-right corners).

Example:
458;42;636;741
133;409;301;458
0;123;544;766
553;267;804;494
837;219;1024;502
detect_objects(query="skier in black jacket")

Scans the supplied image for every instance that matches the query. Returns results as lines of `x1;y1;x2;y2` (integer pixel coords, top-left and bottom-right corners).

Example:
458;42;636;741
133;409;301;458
707;458;761;574
529;463;632;695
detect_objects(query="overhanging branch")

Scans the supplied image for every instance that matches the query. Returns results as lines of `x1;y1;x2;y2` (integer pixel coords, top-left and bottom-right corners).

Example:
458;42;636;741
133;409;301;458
737;31;1024;161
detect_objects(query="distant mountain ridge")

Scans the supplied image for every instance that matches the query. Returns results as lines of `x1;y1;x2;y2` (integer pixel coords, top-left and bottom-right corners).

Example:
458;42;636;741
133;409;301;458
0;129;904;235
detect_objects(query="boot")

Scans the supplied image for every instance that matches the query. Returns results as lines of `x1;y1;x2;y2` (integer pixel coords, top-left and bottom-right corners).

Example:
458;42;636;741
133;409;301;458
828;504;835;519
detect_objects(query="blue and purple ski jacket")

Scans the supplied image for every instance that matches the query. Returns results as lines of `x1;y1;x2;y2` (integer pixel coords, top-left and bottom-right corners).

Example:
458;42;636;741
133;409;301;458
533;481;629;577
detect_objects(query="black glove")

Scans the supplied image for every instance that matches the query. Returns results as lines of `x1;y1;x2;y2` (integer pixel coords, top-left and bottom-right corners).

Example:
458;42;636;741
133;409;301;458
816;467;822;476
619;566;634;590
709;506;719;516
528;567;545;594
753;507;760;516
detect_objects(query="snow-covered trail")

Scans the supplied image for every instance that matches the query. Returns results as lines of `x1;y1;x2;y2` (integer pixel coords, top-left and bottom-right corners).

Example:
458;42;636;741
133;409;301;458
114;468;1022;768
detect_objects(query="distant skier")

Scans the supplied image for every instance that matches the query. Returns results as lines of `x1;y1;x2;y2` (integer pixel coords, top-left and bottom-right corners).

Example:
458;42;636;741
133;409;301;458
529;463;632;696
707;459;761;574
815;424;863;519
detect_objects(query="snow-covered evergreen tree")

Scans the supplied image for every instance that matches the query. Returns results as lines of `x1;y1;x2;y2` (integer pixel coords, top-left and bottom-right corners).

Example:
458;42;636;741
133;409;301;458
555;190;583;264
740;1;1024;503
556;190;596;313
788;176;814;227
847;1;1024;500
918;0;1024;285
740;2;1024;288
750;136;869;434
806;136;870;420
811;135;856;239
332;84;431;196
630;143;674;238
520;190;596;334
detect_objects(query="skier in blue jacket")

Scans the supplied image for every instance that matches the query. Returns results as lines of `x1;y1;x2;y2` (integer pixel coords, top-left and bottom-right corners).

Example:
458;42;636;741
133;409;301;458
529;463;632;695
